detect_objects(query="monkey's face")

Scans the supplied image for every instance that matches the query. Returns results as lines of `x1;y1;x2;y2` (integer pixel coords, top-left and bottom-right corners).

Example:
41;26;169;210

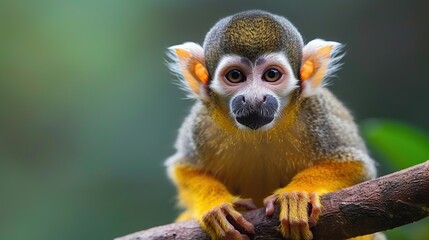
210;52;299;130
169;11;342;132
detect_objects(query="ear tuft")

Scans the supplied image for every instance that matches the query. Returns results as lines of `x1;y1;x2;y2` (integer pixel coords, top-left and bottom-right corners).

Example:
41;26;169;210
167;42;209;100
300;39;344;97
175;48;192;59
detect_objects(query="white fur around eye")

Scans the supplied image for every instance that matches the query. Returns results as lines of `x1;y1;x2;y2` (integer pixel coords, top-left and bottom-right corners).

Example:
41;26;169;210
210;54;249;96
257;52;299;97
210;52;298;102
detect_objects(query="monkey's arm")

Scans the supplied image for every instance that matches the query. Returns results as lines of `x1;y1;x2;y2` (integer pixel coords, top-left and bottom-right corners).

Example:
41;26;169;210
264;160;369;240
170;164;256;239
283;160;367;194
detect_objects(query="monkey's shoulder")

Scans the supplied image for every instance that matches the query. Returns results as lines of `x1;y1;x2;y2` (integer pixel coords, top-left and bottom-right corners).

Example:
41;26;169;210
299;88;353;121
296;89;374;168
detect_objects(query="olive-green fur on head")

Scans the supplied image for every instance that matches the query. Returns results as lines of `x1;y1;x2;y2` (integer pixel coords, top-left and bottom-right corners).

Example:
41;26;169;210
203;10;304;79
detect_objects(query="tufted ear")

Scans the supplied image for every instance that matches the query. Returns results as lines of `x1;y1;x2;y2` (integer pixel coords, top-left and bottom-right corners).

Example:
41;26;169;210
299;39;343;97
167;42;209;101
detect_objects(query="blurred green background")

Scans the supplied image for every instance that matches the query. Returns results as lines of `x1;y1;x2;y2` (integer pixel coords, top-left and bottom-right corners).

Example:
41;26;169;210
1;1;428;239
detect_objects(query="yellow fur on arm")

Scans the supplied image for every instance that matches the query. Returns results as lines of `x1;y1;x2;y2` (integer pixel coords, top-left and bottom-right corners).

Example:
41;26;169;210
171;164;236;217
282;161;367;194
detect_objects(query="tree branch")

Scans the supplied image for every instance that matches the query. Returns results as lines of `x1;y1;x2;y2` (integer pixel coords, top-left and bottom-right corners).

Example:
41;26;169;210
116;160;429;240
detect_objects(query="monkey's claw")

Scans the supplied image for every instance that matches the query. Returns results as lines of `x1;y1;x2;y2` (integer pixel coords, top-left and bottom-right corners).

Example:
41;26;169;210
200;202;255;240
264;191;321;240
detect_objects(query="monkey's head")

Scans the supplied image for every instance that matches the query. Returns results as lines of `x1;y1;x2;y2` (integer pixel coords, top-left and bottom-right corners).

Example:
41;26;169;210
168;10;342;131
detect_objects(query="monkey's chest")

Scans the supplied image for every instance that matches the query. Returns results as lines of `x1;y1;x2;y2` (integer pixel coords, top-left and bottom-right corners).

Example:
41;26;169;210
200;140;312;207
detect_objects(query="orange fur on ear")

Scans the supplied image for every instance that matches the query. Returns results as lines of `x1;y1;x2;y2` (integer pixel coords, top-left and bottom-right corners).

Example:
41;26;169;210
175;49;192;59
316;45;333;58
182;62;202;94
300;39;342;96
300;60;314;81
311;46;333;87
194;63;208;84
168;42;209;100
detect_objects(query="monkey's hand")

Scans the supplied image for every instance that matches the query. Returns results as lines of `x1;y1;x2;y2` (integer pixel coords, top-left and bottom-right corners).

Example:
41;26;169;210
264;190;321;240
169;164;257;239
198;197;256;240
263;161;368;240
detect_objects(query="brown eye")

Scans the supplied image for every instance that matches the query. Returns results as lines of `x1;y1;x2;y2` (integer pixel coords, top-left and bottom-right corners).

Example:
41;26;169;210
225;69;245;83
263;68;282;82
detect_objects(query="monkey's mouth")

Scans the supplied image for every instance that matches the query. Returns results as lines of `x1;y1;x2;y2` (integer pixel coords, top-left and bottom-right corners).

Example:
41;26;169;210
235;112;275;130
231;94;279;130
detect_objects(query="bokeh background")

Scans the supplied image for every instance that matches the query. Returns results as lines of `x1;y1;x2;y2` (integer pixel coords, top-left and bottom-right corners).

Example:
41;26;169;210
1;1;429;239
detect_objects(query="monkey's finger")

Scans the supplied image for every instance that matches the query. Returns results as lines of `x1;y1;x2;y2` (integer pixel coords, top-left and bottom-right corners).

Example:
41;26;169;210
309;192;322;226
215;209;243;240
234;198;257;211
297;191;312;240
278;193;291;239
263;194;278;216
265;200;275;216
224;230;244;240
288;191;302;240
223;204;255;234
202;211;225;238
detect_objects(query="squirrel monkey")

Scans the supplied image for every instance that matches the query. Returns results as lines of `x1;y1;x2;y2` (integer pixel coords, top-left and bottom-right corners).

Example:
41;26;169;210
165;10;382;240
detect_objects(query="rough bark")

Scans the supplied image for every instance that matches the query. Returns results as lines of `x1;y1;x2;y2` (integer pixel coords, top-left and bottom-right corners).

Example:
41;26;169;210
116;160;429;240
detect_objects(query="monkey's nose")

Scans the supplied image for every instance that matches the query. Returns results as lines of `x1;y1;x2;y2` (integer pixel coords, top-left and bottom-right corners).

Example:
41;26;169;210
230;95;278;130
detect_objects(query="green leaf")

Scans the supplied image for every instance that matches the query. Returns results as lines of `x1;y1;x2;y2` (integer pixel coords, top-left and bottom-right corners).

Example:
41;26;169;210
361;119;429;169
